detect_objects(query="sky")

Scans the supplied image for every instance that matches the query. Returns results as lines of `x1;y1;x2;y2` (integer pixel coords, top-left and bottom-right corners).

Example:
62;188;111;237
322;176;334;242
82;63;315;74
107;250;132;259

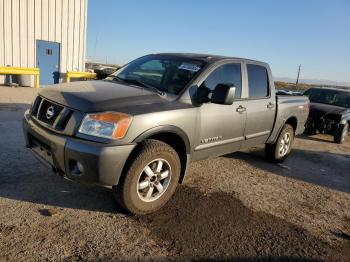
86;0;350;83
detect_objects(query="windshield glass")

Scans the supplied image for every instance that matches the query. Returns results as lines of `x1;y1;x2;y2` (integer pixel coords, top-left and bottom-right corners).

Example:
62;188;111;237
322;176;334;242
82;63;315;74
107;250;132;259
106;56;205;95
305;89;350;108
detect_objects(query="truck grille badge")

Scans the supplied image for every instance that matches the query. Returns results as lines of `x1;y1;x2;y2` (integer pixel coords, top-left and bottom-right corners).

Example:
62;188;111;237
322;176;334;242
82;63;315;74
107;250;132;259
46;106;55;119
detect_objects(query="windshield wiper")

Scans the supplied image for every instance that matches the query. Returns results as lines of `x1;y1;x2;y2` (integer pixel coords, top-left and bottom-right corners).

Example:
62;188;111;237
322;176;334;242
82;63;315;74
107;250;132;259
114;77;165;96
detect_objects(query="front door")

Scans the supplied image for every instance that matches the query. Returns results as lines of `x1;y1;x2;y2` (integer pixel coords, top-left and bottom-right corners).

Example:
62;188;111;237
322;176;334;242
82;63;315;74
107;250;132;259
193;62;247;160
36;40;60;85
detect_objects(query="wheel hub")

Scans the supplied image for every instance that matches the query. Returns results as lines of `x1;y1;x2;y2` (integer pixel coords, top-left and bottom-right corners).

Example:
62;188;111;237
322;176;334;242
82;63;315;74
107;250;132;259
137;158;171;202
279;132;291;157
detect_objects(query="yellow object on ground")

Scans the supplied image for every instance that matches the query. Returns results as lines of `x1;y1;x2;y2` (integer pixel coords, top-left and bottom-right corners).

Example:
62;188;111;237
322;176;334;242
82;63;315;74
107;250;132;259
66;71;96;82
0;67;40;88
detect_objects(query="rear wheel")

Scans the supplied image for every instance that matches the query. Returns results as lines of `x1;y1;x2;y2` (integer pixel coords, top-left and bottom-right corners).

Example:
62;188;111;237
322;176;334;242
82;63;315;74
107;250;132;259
113;139;180;215
265;124;294;163
334;123;349;144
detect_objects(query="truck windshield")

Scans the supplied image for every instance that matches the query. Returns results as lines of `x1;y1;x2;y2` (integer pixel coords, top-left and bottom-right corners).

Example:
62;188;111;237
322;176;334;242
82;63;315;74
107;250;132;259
305;89;350;108
106;56;205;95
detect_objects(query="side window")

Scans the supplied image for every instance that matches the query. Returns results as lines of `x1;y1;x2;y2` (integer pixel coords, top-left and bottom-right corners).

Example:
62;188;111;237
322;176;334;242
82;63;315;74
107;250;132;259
247;64;269;98
203;63;242;98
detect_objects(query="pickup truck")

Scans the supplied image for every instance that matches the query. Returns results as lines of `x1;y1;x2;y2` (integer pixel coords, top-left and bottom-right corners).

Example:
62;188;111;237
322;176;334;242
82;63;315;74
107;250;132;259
23;53;309;214
304;87;350;143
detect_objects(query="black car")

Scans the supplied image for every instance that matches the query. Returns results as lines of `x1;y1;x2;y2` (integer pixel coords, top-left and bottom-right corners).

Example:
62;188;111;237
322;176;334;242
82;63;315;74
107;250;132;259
304;87;350;143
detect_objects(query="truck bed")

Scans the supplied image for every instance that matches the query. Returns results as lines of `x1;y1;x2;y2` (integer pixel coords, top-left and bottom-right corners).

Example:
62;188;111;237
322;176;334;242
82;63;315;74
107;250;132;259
267;95;309;144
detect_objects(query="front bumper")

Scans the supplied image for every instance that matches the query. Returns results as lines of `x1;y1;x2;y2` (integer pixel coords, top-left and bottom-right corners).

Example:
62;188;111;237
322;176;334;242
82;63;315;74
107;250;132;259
23;110;136;186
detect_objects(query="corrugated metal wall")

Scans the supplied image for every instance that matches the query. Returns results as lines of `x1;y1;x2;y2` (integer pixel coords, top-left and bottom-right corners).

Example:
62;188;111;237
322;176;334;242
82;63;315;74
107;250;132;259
0;0;88;86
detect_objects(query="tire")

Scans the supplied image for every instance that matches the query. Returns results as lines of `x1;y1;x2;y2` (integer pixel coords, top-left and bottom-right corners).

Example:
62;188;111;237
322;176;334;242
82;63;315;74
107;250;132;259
113;139;181;215
265;124;294;163
334;123;349;144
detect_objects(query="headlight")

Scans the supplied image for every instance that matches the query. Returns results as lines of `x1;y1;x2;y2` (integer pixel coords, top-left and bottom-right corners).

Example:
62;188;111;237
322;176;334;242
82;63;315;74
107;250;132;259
78;112;132;139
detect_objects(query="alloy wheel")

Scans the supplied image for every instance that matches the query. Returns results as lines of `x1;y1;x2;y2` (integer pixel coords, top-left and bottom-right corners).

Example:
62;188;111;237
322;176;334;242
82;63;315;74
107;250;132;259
137;158;171;202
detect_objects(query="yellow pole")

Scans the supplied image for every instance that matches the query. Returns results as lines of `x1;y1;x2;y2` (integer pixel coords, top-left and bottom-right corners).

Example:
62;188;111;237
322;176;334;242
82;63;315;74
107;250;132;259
35;75;40;88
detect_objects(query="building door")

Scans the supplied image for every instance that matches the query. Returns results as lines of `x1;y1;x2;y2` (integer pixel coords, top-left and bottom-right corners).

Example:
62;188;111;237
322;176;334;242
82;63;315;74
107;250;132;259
36;40;60;85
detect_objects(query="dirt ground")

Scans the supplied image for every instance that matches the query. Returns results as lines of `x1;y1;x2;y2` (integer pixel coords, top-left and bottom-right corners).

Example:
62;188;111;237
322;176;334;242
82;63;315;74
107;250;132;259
0;88;350;261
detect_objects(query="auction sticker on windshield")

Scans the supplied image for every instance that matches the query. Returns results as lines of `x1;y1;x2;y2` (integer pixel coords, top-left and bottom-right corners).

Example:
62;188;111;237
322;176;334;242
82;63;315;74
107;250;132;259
178;63;201;72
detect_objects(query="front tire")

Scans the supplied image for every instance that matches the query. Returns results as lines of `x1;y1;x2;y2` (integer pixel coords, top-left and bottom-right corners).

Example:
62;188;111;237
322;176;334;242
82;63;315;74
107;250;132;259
334;123;349;144
265;124;294;163
114;139;181;215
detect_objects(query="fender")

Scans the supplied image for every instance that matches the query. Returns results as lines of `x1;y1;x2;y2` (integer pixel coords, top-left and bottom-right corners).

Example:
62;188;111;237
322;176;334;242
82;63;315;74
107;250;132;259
133;125;191;154
267;116;298;144
340;113;350;125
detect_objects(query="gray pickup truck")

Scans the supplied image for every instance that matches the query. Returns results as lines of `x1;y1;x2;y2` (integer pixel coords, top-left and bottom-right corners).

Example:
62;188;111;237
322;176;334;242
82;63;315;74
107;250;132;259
23;53;309;214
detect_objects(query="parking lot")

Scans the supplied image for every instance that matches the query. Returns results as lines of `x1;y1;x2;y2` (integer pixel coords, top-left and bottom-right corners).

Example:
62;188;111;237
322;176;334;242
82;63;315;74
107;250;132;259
0;89;350;261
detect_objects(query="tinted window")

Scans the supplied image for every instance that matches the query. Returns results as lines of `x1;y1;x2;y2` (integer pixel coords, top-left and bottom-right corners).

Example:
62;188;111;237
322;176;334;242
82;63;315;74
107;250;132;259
202;63;242;98
247;64;269;98
307;89;350;108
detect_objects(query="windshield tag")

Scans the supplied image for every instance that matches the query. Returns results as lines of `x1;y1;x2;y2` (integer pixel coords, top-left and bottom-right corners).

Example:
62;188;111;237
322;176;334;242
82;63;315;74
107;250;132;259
178;63;201;72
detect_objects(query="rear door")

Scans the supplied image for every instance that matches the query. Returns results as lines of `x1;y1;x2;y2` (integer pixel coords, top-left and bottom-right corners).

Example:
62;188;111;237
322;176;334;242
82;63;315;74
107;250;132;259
37;40;60;85
242;63;276;148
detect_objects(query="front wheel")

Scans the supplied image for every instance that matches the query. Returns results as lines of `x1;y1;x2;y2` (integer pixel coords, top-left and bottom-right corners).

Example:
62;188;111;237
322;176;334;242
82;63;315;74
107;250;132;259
113;139;181;215
334;123;349;144
265;124;294;163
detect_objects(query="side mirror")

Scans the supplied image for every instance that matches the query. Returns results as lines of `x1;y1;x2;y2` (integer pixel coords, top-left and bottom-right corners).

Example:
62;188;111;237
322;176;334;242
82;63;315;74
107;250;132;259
211;84;236;105
195;86;211;103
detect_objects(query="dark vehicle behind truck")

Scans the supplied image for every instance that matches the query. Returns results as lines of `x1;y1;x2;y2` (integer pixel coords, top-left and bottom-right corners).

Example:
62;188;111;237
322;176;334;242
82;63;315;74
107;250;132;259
23;53;309;214
304;87;350;143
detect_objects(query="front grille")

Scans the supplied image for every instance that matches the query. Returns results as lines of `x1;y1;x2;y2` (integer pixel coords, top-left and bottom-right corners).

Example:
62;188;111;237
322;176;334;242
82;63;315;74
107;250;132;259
38;99;64;125
31;96;42;115
31;96;73;131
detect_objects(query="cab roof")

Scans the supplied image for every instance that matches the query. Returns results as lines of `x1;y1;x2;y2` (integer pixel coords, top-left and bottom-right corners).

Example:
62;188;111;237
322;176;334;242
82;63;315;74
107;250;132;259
153;52;265;64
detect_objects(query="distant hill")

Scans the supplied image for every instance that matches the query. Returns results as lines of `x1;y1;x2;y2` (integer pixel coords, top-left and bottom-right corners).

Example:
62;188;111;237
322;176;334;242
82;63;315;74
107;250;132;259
274;80;350;91
274;77;350;88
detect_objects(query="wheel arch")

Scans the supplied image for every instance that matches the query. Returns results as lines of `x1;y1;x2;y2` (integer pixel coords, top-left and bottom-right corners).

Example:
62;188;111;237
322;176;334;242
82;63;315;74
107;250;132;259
268;116;298;145
131;126;191;184
285;116;298;133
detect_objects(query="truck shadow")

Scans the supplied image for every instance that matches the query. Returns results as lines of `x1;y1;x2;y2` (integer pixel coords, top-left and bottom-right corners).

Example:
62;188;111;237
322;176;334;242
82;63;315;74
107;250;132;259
135;186;342;261
298;133;337;143
224;146;350;194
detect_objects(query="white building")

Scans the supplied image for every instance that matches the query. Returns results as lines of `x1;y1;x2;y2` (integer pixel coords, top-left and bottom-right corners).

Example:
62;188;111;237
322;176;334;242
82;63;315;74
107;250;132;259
0;0;88;86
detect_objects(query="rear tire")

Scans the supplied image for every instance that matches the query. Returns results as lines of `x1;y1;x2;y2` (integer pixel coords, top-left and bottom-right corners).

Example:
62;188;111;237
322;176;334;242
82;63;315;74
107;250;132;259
113;139;181;215
265;124;294;163
334;123;349;144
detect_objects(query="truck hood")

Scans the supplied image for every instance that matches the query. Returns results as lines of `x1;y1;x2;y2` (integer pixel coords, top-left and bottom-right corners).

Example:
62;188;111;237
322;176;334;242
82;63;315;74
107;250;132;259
39;80;169;112
310;102;347;116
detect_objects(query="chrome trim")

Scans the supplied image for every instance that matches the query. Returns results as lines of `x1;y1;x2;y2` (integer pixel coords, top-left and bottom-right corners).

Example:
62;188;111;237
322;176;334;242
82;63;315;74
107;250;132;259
245;130;271;139
195;136;244;151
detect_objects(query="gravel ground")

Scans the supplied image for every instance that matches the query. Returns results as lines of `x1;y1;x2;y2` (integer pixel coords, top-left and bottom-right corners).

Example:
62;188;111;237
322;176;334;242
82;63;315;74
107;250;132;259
0;96;350;261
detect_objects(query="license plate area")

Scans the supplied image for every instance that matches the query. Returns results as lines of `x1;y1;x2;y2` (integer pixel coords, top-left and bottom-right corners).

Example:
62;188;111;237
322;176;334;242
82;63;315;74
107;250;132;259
28;134;54;166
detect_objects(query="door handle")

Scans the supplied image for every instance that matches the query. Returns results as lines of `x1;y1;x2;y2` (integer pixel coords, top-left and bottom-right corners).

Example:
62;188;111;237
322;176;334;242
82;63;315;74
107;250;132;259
267;102;274;109
236;105;246;113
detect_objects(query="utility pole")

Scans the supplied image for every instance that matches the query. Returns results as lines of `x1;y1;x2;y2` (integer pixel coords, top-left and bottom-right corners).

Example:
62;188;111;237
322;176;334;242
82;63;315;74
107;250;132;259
295;64;301;89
